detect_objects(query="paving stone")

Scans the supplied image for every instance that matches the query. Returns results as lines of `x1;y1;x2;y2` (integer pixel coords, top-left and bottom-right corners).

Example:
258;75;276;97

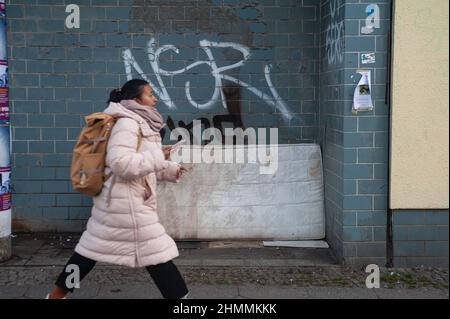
306;287;378;299
373;288;449;299
238;284;309;299
182;284;240;299
0;286;28;299
95;283;163;299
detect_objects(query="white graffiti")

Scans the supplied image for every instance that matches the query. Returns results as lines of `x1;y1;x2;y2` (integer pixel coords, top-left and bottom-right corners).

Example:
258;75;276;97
325;0;344;65
122;37;294;121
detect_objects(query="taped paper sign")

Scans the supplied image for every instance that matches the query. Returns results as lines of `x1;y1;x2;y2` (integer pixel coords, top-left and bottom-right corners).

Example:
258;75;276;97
352;70;374;114
361;53;376;64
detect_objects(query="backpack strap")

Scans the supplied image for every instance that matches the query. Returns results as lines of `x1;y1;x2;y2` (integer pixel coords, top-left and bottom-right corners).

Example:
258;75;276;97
85;136;108;154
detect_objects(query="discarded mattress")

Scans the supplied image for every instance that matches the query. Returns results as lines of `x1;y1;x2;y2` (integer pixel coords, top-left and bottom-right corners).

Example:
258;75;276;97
156;143;325;240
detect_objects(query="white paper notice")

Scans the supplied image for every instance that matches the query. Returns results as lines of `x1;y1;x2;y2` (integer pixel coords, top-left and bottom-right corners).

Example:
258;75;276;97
352;70;374;114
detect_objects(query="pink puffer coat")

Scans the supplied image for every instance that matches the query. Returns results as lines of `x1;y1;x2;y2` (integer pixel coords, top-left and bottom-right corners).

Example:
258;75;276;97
74;101;182;268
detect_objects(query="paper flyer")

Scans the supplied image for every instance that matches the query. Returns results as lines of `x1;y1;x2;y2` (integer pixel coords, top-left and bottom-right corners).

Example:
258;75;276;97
0;123;10;212
352;70;374;114
0;0;5;17
0;167;11;211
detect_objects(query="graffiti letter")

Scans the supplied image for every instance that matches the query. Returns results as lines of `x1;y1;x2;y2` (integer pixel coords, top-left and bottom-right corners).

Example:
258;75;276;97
326;0;344;65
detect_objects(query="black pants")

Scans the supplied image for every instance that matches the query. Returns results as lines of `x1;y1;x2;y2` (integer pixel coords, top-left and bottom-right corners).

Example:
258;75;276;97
55;251;189;299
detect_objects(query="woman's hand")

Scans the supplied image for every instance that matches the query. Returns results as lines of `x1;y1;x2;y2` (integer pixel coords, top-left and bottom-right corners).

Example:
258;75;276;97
162;145;172;160
176;165;190;179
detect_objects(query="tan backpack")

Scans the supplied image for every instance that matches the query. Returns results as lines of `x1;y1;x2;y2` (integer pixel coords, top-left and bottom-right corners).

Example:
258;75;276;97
70;112;142;196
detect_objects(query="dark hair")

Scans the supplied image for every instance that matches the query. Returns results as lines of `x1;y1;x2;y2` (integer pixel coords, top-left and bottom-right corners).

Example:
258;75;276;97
107;79;150;104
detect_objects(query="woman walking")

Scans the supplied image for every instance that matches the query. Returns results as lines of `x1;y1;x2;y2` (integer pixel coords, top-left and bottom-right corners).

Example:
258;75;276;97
46;79;190;299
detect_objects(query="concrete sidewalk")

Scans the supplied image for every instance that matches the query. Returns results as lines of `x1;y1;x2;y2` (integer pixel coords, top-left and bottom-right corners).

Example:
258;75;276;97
0;233;448;299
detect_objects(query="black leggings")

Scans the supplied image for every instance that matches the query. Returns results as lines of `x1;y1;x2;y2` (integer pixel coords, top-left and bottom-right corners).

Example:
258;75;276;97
55;251;189;299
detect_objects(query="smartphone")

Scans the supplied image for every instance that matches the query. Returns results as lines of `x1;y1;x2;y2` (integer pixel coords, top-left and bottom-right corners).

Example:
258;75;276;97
170;139;186;153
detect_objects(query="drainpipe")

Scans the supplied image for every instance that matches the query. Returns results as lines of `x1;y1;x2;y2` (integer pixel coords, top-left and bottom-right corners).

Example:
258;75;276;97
385;0;395;268
0;2;12;262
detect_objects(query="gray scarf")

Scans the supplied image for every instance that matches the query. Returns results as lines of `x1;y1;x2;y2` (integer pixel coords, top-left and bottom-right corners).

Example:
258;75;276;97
119;99;166;132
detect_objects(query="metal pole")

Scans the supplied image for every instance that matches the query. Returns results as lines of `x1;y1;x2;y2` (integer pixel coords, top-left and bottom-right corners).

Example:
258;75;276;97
385;0;395;268
0;1;12;262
